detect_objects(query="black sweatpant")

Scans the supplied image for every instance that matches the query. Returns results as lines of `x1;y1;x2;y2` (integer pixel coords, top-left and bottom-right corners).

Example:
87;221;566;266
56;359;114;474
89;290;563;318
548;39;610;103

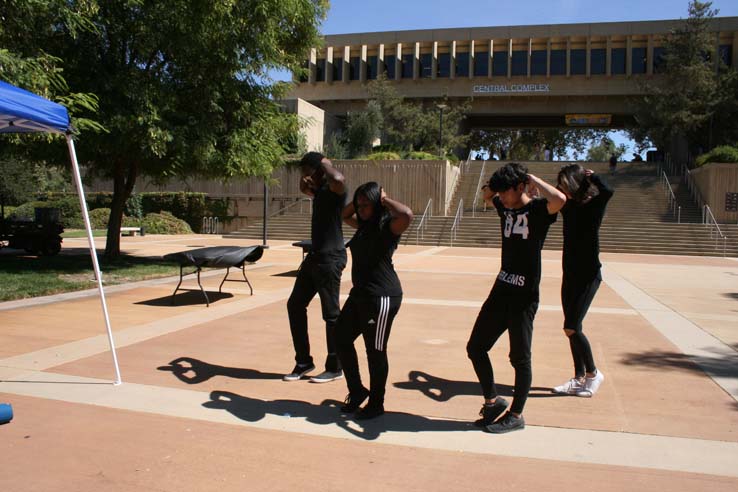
466;293;538;415
336;294;402;406
561;273;601;378
287;251;346;371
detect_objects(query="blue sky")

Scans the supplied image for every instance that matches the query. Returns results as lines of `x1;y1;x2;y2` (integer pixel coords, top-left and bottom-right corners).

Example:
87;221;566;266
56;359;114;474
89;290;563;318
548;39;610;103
284;0;738;157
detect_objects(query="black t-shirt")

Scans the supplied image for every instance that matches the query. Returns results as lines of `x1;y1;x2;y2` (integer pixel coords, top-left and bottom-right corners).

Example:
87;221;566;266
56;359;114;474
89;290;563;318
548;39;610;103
348;217;402;297
492;196;557;300
561;174;613;281
311;182;347;256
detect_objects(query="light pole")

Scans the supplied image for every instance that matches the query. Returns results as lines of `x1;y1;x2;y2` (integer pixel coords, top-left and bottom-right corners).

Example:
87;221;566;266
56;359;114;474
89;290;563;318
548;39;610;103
437;103;447;159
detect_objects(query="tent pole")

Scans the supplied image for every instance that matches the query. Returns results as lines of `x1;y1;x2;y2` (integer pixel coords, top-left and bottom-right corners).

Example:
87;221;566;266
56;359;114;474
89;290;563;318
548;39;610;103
66;135;122;385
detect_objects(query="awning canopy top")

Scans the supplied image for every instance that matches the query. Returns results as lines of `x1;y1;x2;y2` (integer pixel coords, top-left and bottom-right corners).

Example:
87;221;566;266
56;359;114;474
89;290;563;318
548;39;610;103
0;80;71;134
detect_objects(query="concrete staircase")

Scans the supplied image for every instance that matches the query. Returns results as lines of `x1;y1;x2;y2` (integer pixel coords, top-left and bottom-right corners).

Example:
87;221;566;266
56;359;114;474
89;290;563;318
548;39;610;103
224;161;738;257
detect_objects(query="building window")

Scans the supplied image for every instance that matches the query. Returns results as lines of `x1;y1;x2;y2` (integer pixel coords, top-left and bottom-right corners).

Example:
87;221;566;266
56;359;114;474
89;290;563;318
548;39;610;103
492;52;507;76
401;53;414;78
571;49;586;75
474;51;489;77
437;53;451;77
591;48;606;75
420;53;433;78
631;47;646;74
611;48;626;74
456;52;470;77
511;50;527;76
531;50;546;75
383;55;396;79
550;49;566;75
299;59;309;82
719;45;733;67
316;59;326;82
332;57;343;81
653;47;666;73
349;56;361;80
367;56;378;80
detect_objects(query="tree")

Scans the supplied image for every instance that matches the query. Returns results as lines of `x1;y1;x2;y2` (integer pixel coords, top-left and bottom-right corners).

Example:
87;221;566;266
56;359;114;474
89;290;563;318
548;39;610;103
3;0;327;256
630;1;738;154
586;137;628;162
469;128;607;161
344;100;382;157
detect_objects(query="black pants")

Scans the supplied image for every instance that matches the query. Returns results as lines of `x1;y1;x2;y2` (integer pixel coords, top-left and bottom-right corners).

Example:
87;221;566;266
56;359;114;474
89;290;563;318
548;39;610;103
466;293;538;415
287;251;346;371
561;273;601;378
336;294;402;406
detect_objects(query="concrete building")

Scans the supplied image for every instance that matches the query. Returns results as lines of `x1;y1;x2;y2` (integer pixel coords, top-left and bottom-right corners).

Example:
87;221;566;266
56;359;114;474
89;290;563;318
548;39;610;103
288;17;738;142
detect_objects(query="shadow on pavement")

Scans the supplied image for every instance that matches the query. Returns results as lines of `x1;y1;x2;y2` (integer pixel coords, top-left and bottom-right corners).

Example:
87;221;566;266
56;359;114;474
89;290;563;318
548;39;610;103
393;370;557;400
157;357;283;384
621;348;738;382
136;290;233;306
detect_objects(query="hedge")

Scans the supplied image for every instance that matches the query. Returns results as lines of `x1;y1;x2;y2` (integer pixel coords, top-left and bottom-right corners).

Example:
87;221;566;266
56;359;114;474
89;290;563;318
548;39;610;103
695;145;738;167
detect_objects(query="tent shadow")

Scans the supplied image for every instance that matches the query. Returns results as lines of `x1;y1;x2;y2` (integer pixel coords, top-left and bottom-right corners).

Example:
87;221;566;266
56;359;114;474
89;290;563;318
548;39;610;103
136;290;233;306
157;357;283;384
271;270;299;277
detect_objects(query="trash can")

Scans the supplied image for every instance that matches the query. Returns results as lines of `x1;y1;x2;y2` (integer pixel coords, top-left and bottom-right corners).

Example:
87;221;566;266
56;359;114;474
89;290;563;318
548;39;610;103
34;207;61;224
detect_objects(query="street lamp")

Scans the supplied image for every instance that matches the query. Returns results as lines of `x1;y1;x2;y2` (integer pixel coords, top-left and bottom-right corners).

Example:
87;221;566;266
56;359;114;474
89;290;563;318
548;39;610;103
437;103;448;159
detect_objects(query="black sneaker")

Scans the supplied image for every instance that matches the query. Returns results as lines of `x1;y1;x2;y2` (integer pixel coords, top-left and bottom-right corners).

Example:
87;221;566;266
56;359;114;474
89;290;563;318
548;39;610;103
484;412;525;434
340;388;369;413
473;397;509;427
355;403;384;420
283;363;315;381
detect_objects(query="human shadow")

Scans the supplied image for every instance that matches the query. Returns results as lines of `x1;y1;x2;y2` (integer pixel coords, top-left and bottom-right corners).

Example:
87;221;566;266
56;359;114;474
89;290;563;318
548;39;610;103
722;292;738;301
202;390;478;441
393;370;557;401
136;290;233;307
157;357;283;384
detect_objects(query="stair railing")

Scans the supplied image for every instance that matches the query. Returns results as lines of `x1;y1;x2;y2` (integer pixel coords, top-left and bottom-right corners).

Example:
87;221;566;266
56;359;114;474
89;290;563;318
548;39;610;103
681;163;706;212
462;150;473;174
269;197;312;218
415;198;433;245
703;205;727;257
471;160;488;218
660;171;680;223
450;199;463;246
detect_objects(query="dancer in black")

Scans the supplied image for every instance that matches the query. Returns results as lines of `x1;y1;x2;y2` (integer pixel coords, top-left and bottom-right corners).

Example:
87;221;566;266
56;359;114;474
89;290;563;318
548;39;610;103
467;163;566;433
285;152;347;383
552;164;613;397
336;182;412;420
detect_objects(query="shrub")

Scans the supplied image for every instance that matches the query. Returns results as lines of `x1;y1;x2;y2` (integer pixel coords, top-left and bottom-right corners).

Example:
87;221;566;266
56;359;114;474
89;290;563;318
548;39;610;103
404;151;439;160
365;151;402;160
9;201;40;220
139;192;207;232
88;208;111;229
126;211;193;235
695;145;738;167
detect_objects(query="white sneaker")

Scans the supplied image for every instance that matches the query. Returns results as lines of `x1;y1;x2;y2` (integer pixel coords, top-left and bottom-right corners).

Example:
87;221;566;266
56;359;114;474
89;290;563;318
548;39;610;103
577;370;605;397
552;378;584;395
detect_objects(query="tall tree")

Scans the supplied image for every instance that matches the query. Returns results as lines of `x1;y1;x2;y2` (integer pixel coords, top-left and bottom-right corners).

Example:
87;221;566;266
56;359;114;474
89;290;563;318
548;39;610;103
629;1;737;154
469;128;607;161
4;0;327;256
586;137;628;162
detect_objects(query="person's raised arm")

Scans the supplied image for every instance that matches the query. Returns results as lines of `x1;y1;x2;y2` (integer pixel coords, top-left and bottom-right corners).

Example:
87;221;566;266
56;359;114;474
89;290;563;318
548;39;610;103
300;175;316;197
342;201;359;229
527;174;566;214
381;189;413;236
586;170;614;199
321;158;346;195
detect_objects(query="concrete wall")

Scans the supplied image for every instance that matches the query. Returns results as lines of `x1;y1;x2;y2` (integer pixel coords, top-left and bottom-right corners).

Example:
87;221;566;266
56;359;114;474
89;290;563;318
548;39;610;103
691;163;738;224
282;98;325;152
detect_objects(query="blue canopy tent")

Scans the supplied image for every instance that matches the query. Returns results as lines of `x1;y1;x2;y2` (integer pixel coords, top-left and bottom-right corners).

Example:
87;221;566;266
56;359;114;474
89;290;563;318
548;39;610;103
0;80;122;384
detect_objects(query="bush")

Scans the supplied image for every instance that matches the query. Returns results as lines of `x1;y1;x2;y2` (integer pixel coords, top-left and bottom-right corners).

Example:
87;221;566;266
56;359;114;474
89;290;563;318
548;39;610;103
88;208;111;229
404;151;439;160
9;201;39;220
695;145;738;167
125;211;193;235
139;192;207;232
365;151;402;160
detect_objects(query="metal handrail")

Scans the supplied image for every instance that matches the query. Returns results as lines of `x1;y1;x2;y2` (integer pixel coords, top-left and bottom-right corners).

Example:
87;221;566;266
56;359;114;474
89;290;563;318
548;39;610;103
682;163;706;211
462;150;473;173
450;199;463;246
415;198;433;245
269;197;312;218
660;171;680;222
471;160;487;218
703;205;727;257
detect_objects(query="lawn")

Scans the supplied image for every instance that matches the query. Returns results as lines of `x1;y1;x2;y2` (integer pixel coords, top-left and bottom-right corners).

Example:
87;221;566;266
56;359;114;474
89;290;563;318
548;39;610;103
61;229;108;238
0;253;180;301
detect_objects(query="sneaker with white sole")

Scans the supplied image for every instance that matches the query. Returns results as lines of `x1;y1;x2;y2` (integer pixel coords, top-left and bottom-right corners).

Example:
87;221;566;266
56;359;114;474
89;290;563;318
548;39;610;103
309;370;344;383
577;370;604;397
484;412;525;434
283;363;315;381
552;377;585;395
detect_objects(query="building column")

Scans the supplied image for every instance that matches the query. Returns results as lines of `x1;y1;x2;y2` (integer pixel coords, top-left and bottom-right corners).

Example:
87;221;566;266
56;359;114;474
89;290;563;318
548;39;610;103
326;46;334;84
626;36;632;77
414;42;420;80
396;43;403;79
647;35;654;75
546;39;551;78
586;36;591;78
606;36;612;77
507;39;512;79
488;40;494;78
566;37;571;78
360;44;367;82
378;43;385;77
343;46;350;83
432;41;438;79
527;38;532;78
309;47;317;84
469;40;475;79
450;41;456;80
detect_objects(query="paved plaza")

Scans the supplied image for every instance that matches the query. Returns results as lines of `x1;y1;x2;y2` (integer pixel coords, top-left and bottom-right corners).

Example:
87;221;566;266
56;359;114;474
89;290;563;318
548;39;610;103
1;234;738;491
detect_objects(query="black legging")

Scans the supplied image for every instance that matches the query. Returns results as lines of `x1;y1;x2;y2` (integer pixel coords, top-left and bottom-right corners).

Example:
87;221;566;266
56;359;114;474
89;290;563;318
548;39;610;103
561;274;601;378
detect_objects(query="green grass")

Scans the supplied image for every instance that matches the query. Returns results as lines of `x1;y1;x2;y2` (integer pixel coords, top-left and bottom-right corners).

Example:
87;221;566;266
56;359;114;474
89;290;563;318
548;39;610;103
0;254;180;301
61;229;108;238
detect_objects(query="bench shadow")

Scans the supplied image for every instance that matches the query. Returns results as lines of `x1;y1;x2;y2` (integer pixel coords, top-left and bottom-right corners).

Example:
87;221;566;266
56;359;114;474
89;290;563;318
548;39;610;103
723;292;738;301
136;290;233;306
271;270;299;277
202;390;477;441
157;357;283;384
393;370;557;400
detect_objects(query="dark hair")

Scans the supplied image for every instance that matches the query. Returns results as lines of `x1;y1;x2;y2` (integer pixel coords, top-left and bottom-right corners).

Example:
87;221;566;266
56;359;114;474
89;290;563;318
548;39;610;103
557;164;598;204
488;162;529;192
300;151;324;170
353;181;389;227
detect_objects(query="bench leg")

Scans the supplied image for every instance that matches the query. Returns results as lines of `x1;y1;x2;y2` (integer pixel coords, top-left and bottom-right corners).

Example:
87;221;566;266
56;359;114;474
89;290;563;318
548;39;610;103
171;265;185;305
197;268;210;307
219;265;253;296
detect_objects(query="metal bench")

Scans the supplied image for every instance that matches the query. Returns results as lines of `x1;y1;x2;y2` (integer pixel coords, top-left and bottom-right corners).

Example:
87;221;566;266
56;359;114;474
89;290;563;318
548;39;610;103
163;245;264;307
120;226;144;236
